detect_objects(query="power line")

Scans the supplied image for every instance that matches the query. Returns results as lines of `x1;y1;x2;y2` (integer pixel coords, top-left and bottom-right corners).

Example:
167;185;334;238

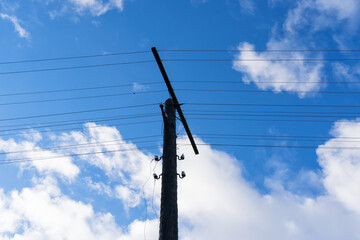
163;58;360;62
196;133;360;140
0;113;159;133
0;119;161;138
173;80;360;84
0;90;167;107
186;112;360;118
0;113;158;129
187;117;358;123
186;102;360;108
184;109;360;115
197;136;360;143
1;81;356;100
0;82;163;97
176;88;360;94
179;143;360;150
0;145;161;165
3;80;355;98
0;103;158;122
2;49;360;66
159;49;360;52
3;58;360;76
0;136;162;156
0;60;155;75
0;50;151;65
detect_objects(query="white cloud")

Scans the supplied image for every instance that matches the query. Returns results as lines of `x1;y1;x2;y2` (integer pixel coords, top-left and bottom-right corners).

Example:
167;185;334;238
132;83;148;92
317;119;360;214
0;13;29;39
68;0;124;16
86;178;113;197
0;135;79;180
2;123;360;238
176;137;360;239
115;185;141;208
285;0;359;33
332;62;360;86
232;42;323;98
233;0;360;97
239;0;255;14
0;176;160;240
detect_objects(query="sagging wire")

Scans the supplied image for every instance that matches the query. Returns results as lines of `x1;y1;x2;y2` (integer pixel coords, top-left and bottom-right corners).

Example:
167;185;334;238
152;161;160;221
142;156;161;240
142;158;154;240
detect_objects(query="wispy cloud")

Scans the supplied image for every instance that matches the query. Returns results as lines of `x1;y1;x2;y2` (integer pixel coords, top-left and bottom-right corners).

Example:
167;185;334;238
68;0;124;16
233;0;360;97
0;13;29;39
239;0;255;14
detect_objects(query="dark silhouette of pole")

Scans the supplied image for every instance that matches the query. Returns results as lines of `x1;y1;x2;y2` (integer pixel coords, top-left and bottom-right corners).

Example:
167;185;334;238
152;47;199;240
159;99;178;240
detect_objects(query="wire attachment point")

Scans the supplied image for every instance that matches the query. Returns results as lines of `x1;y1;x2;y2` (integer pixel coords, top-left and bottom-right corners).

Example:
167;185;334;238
154;155;162;161
177;154;185;160
178;171;186;179
153;173;162;180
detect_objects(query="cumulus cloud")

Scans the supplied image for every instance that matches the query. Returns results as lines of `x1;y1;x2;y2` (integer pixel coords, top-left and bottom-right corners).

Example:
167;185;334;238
232;42;323;98
1;122;360;238
317;119;360;214
0;134;79;180
0;176;160;240
175;137;360;239
0;13;29;39
233;0;360;97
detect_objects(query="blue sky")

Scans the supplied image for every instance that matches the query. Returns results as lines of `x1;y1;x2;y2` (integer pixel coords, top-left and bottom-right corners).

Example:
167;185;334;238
1;0;360;239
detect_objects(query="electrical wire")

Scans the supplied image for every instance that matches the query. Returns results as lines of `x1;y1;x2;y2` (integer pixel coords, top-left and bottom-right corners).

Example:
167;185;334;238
0;82;163;97
187;117;358;123
0;113;158;133
0;119;161;138
3;58;360;76
0;50;151;65
173;80;360;84
3;49;360;66
175;88;360;94
185;112;360;118
196;133;360;140
183;109;360;115
179;143;360;150
142;158;155;240
0;145;161;165
197;136;360;143
163;58;360;62
0;103;158;122
0;90;167;106
159;49;360;52
186;102;360;108
151;161;160;220
1;138;162;156
0;60;155;75
0;113;159;130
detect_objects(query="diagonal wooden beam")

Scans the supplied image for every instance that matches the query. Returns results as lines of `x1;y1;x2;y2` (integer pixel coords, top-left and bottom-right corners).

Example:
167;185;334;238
152;47;199;155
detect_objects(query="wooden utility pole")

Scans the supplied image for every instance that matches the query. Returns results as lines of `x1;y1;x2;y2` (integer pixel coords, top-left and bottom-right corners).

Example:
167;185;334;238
152;47;199;240
159;98;178;240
